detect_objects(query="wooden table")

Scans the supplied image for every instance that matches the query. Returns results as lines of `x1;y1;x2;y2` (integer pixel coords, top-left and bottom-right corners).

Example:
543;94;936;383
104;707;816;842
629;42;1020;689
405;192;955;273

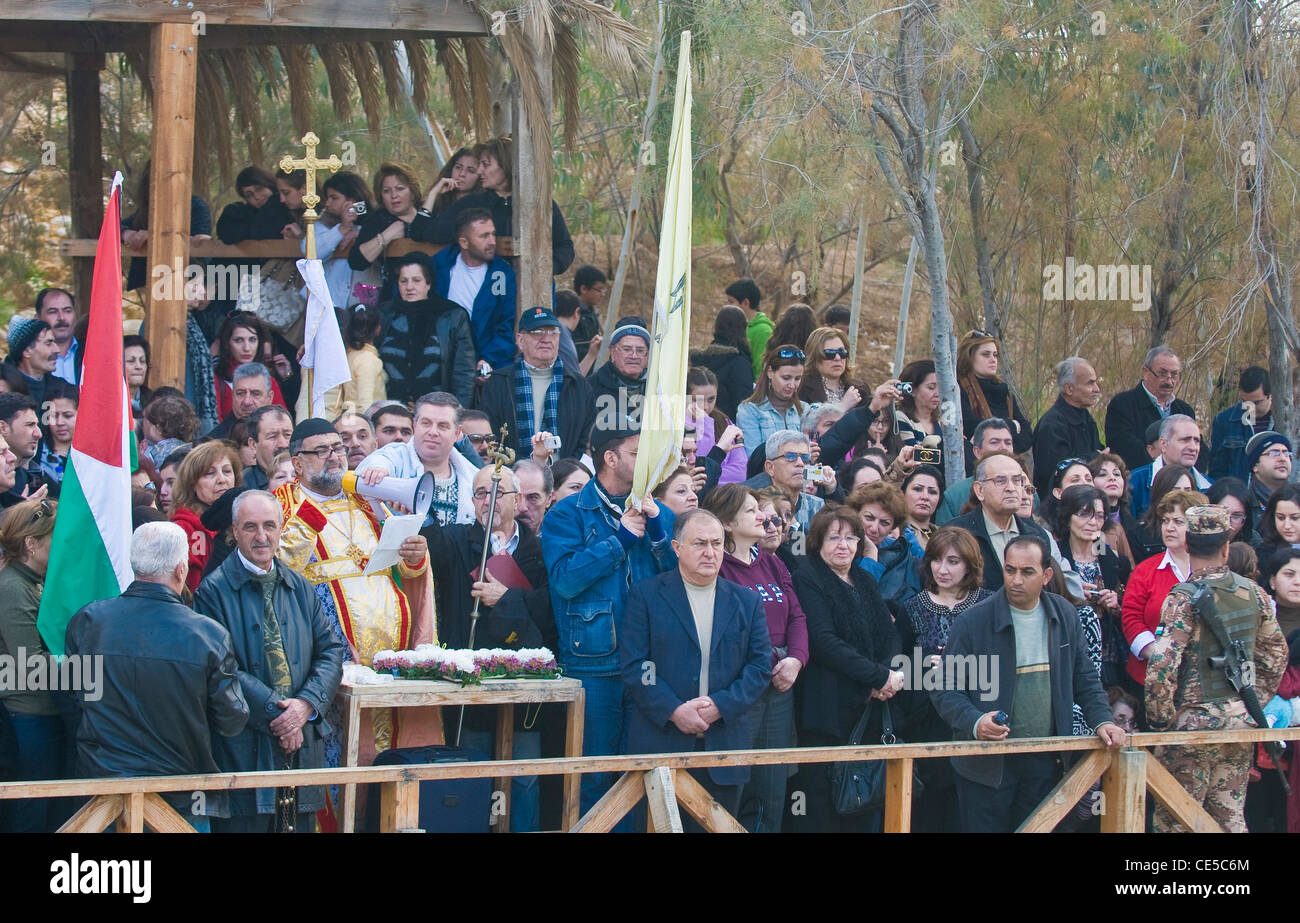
337;677;585;833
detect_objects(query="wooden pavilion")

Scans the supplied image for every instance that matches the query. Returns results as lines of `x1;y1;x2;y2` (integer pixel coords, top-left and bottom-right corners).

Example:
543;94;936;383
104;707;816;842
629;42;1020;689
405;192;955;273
0;0;580;389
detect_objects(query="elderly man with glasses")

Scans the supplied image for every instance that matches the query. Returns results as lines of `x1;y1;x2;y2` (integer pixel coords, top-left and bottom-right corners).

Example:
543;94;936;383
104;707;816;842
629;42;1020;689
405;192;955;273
475;305;595;462
946;451;1083;594
745;429;825;534
1104;345;1199;471
1128;414;1214;518
589;321;651;430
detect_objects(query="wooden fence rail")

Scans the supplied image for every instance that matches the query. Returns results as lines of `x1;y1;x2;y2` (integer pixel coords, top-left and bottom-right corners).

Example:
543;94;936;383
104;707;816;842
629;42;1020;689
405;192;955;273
3;727;1296;833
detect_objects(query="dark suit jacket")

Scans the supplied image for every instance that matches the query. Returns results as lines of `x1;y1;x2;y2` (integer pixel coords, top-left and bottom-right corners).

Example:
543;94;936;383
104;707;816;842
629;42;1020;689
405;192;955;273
945;509;1054;592
620;570;771;785
1032;395;1103;495
930;588;1114;788
1103;384;1196;472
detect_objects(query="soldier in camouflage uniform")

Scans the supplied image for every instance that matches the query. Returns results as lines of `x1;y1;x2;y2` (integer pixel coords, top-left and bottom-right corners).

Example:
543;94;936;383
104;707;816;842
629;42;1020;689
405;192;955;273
1145;506;1288;832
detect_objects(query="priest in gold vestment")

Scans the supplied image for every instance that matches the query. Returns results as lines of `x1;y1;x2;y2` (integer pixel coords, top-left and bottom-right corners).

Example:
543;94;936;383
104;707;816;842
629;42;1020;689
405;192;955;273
274;418;441;830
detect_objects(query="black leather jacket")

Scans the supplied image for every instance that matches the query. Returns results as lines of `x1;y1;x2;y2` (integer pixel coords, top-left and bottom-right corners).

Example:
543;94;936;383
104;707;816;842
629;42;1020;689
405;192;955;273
64;580;249;816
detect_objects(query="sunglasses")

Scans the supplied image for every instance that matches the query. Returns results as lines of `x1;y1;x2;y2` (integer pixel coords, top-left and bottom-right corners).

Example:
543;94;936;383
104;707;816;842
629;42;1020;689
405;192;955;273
27;499;54;524
773;347;805;362
822;348;848;360
780;451;812;465
761;516;783;530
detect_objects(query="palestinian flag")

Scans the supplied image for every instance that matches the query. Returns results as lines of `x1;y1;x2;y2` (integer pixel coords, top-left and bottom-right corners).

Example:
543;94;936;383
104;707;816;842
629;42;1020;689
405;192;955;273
38;172;135;654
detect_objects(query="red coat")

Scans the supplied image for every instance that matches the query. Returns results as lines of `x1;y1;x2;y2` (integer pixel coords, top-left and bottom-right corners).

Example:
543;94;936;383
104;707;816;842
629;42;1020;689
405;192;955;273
214;373;287;422
1120;551;1185;685
171;506;214;593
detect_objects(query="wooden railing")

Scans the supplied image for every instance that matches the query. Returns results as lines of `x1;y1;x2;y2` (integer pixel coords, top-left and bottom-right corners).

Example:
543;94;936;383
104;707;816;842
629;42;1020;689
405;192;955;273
3;726;1296;833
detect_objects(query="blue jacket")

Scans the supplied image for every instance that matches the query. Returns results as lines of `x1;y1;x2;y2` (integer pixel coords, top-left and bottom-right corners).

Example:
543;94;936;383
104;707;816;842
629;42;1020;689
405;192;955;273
620;570;771;785
1209;403;1265;482
432;244;517;370
1129;460;1212;519
540;480;677;676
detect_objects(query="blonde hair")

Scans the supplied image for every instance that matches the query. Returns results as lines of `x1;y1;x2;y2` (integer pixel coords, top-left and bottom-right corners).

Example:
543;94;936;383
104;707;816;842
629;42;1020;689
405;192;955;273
0;498;56;562
804;326;856;387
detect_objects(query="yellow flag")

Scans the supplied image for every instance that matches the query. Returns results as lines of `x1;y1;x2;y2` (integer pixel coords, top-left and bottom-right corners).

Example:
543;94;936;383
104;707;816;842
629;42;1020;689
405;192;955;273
632;31;693;505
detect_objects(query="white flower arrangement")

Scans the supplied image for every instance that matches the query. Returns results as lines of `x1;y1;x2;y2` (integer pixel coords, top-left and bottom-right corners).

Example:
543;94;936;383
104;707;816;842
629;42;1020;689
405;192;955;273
371;646;559;685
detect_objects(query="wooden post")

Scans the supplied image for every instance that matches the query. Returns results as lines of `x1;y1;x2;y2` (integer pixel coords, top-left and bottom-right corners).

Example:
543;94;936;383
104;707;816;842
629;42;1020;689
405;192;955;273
510;19;554;324
144;23;197;390
644;767;683;833
492;702;515;833
883;757;914;833
378;779;421;833
116;791;145;833
1099;748;1147;833
65;52;103;313
562;686;584;832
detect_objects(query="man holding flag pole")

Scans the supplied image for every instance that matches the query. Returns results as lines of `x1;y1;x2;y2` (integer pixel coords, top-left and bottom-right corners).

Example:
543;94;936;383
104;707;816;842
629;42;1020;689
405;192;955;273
541;31;694;818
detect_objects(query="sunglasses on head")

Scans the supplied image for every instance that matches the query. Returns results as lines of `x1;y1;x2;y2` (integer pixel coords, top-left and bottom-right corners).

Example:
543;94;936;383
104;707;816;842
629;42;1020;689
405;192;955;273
1055;457;1087;474
968;329;994;339
822;348;848;360
773;347;805;362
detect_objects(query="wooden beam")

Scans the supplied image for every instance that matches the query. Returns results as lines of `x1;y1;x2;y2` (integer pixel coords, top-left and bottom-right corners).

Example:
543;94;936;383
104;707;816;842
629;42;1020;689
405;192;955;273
643;767;683;833
510;21;554;323
1017;749;1112;833
66;51;103;313
1100;748;1147;833
0;2;487;34
141;793;198;832
571;771;645;833
378;779;422;833
57;794;123;833
883;757;914;833
562;686;584;832
672;771;746;833
144;21;196;391
1144;752;1224;833
116;791;145;832
492;703;514;833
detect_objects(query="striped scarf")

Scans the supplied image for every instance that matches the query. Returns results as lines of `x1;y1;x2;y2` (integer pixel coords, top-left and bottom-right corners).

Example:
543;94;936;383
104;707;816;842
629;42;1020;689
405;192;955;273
187;315;219;433
514;357;564;451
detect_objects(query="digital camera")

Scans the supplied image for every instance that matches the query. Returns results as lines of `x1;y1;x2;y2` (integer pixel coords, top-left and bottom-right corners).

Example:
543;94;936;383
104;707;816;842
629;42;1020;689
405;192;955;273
896;380;914;396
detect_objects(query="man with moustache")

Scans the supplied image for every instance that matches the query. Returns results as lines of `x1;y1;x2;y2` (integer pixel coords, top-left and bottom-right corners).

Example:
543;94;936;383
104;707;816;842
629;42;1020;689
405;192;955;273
1032;357;1104;497
2;317;61;408
35;288;81;385
196;490;344;833
335;411;378;470
1105;346;1199;472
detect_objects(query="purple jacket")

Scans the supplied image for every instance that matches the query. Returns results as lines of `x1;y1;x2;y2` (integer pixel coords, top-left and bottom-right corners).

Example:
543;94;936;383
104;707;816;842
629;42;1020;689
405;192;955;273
719;549;810;668
693;414;748;486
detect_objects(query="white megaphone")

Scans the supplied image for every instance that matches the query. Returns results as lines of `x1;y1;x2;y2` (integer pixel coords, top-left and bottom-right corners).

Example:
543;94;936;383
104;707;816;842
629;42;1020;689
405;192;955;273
340;471;435;518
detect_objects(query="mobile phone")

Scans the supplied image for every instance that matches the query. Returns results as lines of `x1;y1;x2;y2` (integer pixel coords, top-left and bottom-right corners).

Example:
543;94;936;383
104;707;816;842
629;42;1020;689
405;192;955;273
543;434;562;451
993;710;1010;727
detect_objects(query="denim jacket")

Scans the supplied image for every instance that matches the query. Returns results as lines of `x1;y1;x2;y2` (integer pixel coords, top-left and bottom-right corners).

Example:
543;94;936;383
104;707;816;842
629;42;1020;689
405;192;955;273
540;479;677;676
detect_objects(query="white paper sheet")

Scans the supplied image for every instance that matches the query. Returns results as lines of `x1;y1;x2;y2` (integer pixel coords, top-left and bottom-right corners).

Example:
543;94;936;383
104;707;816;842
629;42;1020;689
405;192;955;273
361;513;425;576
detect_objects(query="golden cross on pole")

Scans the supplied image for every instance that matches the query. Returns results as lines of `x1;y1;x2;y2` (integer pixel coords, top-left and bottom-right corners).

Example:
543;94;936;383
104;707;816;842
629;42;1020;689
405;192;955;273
279;131;342;260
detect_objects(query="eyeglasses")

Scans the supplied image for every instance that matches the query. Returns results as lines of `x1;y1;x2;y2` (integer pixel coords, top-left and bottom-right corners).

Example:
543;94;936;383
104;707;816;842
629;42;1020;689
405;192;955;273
1072;509;1107;522
614;344;648;357
1144;365;1181;381
821;348;848;360
780;452;812;465
1262;449;1294;460
773;347;805;362
980;474;1028;490
472;488;517;501
296;443;347;459
522;327;559;338
1227;512;1247;525
825;534;860;546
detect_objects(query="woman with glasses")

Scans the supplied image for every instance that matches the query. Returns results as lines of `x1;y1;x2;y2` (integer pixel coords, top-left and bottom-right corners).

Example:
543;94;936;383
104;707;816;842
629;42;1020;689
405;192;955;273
0;498;69;832
1055;485;1131;687
1125;463;1194;563
1121;488;1207;699
376;254;476;406
703;484;808;833
790;506;905;832
737;345;805;455
799;327;865;409
757;486;799;571
848;480;924;605
1256;483;1300;564
1088;452;1137;568
895;358;943;456
901;464;944;550
170;440;242;593
1206;477;1259;546
956;331;1033;467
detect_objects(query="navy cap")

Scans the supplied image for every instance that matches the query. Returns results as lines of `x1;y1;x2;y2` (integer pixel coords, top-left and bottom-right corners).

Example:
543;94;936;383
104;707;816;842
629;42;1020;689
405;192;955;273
519;306;560;331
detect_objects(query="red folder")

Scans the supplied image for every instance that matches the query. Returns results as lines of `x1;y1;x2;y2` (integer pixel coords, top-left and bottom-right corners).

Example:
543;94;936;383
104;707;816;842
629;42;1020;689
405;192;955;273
471;552;534;591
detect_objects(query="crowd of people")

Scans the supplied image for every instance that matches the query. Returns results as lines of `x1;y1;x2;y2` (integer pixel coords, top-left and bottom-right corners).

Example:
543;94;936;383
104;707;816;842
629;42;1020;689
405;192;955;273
0;147;1294;834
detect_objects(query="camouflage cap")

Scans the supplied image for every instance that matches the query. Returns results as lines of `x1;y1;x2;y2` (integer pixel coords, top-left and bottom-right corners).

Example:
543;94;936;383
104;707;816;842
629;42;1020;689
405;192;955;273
1184;505;1231;537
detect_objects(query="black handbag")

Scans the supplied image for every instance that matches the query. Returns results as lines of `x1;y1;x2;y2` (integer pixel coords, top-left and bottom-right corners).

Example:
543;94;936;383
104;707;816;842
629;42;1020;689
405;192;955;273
831;699;920;816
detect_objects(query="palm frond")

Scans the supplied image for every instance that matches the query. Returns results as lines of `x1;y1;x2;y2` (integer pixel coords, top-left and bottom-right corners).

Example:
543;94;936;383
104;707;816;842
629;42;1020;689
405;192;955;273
372;41;405;114
277;44;315;136
436;37;473;131
463;36;494;141
404;38;433;116
343;42;383;136
316;44;354;124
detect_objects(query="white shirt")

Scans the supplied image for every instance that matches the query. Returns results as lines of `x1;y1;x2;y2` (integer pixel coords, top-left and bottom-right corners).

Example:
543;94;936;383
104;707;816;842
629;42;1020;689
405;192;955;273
237;549;273;576
489;523;521;556
1129;550;1188;660
447;253;487;316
